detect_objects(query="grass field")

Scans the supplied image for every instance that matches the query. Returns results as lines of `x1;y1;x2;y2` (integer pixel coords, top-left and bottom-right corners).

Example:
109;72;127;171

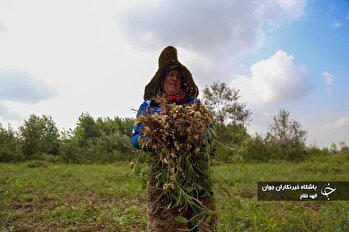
1;157;349;232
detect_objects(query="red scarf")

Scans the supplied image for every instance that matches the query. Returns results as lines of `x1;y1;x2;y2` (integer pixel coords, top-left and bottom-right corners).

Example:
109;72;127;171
166;91;186;103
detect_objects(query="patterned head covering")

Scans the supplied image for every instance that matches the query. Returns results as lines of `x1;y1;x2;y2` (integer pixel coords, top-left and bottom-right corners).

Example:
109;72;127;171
143;46;199;100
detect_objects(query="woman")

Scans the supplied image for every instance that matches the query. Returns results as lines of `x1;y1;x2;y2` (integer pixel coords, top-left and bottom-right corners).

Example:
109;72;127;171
131;46;217;231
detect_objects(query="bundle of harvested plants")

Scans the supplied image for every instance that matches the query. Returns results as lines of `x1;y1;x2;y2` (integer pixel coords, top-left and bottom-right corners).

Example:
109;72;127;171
138;96;215;216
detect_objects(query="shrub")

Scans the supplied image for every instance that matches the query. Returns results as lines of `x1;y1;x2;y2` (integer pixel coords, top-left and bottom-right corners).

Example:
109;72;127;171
26;160;49;168
241;134;271;162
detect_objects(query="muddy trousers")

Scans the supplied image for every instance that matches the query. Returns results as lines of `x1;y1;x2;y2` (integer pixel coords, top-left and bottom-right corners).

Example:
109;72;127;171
147;187;217;232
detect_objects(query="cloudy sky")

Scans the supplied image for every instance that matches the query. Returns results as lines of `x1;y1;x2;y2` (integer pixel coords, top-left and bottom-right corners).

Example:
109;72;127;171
0;0;348;147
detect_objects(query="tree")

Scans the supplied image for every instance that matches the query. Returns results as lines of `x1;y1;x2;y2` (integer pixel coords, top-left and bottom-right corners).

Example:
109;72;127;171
74;113;101;146
241;133;271;162
61;114;135;163
0;123;15;147
201;82;252;161
330;142;338;154
266;109;307;161
339;141;349;152
202;82;251;127
0;123;21;162
18;114;60;158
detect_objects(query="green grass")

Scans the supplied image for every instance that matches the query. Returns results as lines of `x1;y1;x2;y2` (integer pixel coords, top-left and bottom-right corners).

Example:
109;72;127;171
0;158;348;231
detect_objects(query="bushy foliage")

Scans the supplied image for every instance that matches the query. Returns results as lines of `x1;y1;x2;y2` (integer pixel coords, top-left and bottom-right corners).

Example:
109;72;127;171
0;123;22;162
306;145;330;158
25;160;49;168
241;134;271;162
18;114;60;159
201;82;251;161
306;141;349;162
241;110;310;162
60;114;135;163
0;113;136;163
202;82;251;127
339;142;349;153
266;109;308;161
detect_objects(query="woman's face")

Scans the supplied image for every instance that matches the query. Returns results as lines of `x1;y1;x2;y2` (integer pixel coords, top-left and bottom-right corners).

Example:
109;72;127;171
164;69;182;95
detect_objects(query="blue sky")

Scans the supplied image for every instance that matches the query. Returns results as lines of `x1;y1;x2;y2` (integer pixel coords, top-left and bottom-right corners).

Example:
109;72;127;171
0;0;348;147
241;0;349;89
235;0;349;147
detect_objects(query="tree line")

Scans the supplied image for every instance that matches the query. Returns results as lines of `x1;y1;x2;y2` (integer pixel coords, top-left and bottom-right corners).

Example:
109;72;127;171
0;114;134;163
202;82;348;162
1;82;348;163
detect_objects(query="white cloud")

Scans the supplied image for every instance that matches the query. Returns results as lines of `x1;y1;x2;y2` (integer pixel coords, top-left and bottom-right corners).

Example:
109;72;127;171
324;116;349;129
322;71;334;94
119;0;306;59
0;0;307;129
0;20;5;32
323;72;334;85
333;20;342;28
118;0;306;85
0;69;56;103
0;102;21;120
256;0;306;26
0;0;159;129
231;50;312;107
